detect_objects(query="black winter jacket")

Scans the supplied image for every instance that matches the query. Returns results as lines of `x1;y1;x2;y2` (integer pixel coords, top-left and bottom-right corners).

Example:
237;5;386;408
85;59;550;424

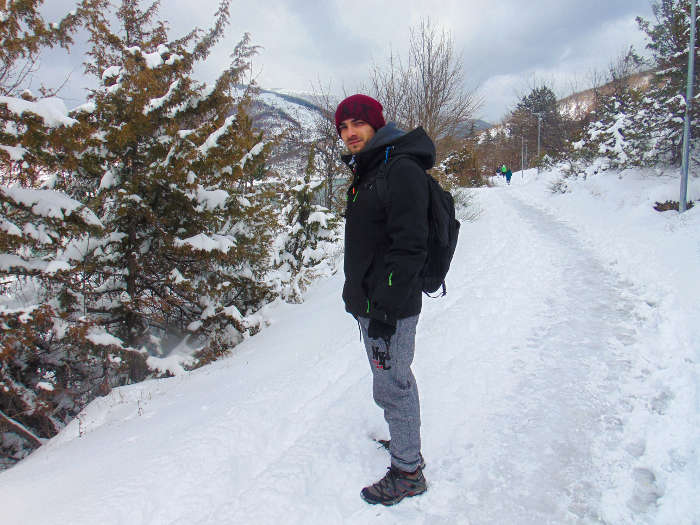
342;123;435;324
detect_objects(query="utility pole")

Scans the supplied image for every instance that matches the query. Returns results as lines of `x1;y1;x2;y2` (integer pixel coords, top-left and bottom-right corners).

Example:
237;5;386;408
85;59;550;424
680;0;697;213
537;113;543;174
529;111;544;174
521;136;525;174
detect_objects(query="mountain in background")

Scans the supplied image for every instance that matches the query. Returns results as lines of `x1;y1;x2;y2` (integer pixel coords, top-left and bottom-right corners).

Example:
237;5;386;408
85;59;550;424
557;70;654;120
246;89;325;175
251;88;324;134
454;118;492;138
249;88;492;141
246;87;495;179
472;69;655;144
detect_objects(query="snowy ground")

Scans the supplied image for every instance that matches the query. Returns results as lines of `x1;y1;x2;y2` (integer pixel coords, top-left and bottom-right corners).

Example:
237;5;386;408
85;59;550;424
1;167;698;524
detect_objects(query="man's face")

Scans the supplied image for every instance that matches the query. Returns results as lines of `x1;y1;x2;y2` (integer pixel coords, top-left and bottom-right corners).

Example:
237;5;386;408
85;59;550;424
339;118;376;153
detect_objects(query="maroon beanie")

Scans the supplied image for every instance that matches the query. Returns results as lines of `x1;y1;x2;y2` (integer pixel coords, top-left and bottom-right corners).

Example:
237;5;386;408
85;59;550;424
334;94;386;135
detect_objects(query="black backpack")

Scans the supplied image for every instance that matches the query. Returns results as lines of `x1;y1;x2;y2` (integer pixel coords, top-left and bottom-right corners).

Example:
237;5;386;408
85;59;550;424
376;151;460;296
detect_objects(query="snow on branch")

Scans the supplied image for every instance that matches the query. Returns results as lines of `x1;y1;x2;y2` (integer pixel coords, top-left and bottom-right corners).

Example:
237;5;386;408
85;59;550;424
144;80;181;114
0;410;43;448
193;186;230;211
174;234;235;253
125;44;177;69
85;328;127;349
0;304;41;322
101;65;122;81
307;210;330;228
0;144;27;161
0;217;22;237
291;179;323;192
0;96;77;127
238;141;266;169
198;115;236;154
1;187;103;227
0;254;71;274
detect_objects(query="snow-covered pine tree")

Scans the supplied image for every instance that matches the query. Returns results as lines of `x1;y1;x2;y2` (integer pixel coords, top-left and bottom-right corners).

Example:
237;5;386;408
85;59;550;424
64;0;276;366
571;3;699;170
272;144;340;303
636;0;700;165
0;0;140;468
0;164;116;469
574;50;648;169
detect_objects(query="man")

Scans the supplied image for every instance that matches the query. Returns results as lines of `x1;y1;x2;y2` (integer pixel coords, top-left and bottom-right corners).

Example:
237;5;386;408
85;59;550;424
336;94;433;506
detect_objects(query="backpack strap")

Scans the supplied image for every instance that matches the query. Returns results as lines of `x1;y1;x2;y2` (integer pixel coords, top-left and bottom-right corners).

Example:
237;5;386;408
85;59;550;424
375;146;453;299
375;147;414;206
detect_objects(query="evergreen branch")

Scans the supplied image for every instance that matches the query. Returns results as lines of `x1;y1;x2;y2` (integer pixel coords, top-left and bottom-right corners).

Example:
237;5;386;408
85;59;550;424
190;0;231;62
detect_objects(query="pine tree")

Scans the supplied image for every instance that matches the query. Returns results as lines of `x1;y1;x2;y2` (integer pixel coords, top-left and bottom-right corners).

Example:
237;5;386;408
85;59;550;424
572;2;700;169
65;0;275;366
1;0;138;468
575;50;649;168
636;0;700;165
1;0;343;468
578;94;640;168
508;85;567;163
272;144;340;303
0;177;115;469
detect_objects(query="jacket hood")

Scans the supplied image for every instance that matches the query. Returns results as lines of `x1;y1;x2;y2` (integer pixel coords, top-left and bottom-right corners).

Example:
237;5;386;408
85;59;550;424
342;122;436;171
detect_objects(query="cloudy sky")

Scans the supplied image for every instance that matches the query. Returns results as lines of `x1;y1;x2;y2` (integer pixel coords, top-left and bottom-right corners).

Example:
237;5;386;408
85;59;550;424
38;1;656;122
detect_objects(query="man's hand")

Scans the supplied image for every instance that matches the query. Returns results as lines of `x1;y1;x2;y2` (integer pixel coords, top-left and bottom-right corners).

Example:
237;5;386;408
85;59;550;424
368;319;396;341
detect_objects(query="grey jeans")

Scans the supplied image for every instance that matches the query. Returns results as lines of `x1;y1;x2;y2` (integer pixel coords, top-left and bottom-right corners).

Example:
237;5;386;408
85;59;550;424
358;315;422;472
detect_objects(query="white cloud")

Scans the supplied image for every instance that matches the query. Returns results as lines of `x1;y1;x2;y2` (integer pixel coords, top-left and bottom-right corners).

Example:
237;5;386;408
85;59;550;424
37;1;655;122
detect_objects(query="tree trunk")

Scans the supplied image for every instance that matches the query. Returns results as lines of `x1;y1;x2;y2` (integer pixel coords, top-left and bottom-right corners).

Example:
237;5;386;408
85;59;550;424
0;409;43;448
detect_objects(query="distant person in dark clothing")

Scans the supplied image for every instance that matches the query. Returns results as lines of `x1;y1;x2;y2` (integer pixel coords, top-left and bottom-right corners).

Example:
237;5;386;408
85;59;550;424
501;164;512;185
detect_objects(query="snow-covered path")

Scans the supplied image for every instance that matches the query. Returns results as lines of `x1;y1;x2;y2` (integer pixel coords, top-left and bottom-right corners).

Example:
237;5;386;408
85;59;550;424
0;182;693;525
432;191;657;524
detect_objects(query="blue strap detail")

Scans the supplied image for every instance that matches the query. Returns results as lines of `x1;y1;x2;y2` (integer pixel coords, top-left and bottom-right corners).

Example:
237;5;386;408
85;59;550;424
384;146;393;164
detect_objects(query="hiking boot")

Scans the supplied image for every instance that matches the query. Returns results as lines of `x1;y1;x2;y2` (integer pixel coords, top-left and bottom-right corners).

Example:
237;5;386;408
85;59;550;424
360;466;427;506
375;439;426;469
